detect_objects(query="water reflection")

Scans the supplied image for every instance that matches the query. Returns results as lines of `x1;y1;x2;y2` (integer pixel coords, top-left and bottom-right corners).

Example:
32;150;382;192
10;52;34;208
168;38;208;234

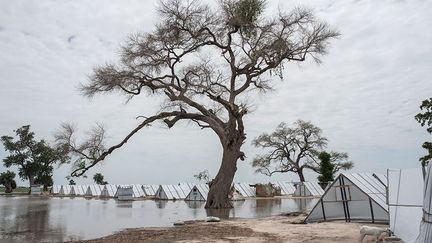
0;196;317;242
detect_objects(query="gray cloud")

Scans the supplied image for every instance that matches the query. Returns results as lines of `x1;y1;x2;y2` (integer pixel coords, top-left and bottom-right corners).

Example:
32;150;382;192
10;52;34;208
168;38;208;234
0;0;431;186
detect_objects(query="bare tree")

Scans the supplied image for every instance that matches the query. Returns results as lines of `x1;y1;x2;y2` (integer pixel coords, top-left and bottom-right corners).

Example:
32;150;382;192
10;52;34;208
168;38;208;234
55;0;339;208
252;120;352;182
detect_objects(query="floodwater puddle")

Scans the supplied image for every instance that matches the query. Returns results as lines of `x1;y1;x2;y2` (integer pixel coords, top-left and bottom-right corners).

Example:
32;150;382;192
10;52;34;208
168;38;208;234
0;195;317;242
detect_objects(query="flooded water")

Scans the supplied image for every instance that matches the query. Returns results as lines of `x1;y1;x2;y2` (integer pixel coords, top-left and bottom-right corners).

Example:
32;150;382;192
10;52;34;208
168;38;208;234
0;195;317;243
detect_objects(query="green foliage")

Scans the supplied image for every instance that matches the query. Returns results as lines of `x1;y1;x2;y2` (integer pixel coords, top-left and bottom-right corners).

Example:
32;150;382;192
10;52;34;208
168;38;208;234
93;173;108;185
415;98;432;166
68;179;76;185
0;170;17;193
1;125;70;189
318;152;334;183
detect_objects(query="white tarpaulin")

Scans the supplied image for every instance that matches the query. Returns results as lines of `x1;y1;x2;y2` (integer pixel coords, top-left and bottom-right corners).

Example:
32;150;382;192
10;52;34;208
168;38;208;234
415;162;432;243
388;168;423;243
306;173;388;223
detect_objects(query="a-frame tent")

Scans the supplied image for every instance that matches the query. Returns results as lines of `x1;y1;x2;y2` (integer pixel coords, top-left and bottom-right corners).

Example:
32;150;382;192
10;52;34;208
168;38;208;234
100;184;118;197
234;182;256;197
305;173;389;223
59;185;71;196
156;184;193;200
185;184;209;201
387;168;423;242
293;181;324;197
142;185;159;197
273;181;296;195
51;185;61;194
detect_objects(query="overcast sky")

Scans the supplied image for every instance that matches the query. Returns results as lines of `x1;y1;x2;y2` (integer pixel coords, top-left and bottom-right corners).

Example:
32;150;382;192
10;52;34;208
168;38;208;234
0;0;431;186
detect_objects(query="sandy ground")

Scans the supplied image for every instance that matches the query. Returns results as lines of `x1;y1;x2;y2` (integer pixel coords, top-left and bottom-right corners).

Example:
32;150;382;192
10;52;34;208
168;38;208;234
74;214;397;243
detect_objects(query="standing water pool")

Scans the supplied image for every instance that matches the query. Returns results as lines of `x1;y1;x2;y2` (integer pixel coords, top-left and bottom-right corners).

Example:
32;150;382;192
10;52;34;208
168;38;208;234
0;196;317;242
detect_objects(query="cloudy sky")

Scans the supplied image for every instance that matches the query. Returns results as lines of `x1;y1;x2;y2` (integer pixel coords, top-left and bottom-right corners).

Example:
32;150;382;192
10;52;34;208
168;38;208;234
0;0;431;186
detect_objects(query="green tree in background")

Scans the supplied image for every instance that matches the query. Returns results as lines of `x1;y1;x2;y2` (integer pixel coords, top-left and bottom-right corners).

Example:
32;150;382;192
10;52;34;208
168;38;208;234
68;179;76;185
0;170;17;193
415;98;432;166
93;173;108;185
1;125;69;190
318;151;334;183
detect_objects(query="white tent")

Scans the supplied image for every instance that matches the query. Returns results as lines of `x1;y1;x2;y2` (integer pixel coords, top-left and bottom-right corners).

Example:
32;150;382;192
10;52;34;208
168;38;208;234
305;173;389;223
234;182;256;197
387;168;423;242
51;185;61;194
131;184;145;198
185;184;209;201
156;184;192;200
70;185;86;196
293;181;324;197
415;162;432;243
59;185;72;196
142;185;159;197
85;185;103;197
273;181;296;195
100;184;118;197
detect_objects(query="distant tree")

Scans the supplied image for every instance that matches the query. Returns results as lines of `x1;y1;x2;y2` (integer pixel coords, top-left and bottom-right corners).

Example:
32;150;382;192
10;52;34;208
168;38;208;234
55;0;339;208
0;170;17;193
252;120;353;182
317;152;334;183
1;125;69;190
415;98;432;166
93;173;108;185
68;179;76;185
194;170;210;183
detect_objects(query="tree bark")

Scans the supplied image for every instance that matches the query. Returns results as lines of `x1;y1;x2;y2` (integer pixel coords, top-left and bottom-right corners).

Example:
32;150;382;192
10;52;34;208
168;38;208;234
28;176;35;188
5;182;12;193
205;139;242;209
298;168;305;182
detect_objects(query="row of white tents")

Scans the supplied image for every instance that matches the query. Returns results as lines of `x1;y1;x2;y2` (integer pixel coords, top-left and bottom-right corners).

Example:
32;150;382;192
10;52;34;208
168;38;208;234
51;181;324;200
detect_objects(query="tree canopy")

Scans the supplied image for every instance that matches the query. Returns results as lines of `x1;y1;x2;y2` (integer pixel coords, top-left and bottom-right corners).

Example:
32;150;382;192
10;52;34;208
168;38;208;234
55;0;338;208
93;173;108;185
0;170;17;193
251;120;353;182
415;97;432;166
1;125;69;189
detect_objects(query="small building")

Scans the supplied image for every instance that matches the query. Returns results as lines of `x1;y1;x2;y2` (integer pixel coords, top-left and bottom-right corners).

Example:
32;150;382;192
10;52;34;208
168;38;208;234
234;182;256;197
185;184;209;201
305;173;388;223
30;185;43;195
387;168;423;242
116;185;134;201
293;181;324;197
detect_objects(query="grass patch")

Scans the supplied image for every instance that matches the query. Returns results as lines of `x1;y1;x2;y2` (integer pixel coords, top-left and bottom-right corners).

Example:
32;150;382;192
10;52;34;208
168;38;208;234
0;186;29;193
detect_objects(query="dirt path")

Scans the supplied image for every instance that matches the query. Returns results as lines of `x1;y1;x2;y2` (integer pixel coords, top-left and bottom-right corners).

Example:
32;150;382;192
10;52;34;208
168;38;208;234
75;215;389;243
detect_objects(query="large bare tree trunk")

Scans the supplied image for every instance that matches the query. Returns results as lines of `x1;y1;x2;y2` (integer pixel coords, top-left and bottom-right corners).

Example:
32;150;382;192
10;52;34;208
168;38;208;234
205;139;242;209
298;168;305;182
